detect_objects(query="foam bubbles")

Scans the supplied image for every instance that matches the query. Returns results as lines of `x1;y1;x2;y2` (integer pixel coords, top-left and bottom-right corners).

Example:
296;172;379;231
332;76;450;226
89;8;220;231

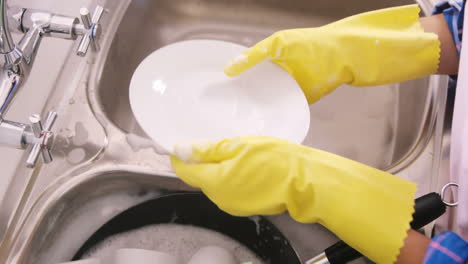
81;224;263;264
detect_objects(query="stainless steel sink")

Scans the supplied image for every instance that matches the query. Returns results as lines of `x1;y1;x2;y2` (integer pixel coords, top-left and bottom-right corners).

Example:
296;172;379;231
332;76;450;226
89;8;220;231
12;169;343;264
0;0;449;263
97;0;438;171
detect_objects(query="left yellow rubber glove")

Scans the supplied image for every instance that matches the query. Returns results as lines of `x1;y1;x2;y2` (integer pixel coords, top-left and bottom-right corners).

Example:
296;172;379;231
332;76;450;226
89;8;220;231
225;5;440;104
170;136;416;264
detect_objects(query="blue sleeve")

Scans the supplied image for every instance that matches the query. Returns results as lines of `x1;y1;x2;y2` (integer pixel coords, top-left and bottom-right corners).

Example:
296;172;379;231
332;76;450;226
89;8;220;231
433;1;464;82
433;1;464;55
424;231;468;264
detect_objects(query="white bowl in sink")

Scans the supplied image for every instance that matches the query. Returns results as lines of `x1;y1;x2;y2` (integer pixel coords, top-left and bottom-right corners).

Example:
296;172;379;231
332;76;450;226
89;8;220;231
129;39;310;153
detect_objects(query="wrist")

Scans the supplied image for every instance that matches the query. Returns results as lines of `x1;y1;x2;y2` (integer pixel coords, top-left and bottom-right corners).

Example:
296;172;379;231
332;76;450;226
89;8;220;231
420;14;460;75
395;230;430;264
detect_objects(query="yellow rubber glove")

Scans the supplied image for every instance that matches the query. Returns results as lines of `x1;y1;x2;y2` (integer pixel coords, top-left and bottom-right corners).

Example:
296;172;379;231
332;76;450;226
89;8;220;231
225;5;440;104
170;136;417;264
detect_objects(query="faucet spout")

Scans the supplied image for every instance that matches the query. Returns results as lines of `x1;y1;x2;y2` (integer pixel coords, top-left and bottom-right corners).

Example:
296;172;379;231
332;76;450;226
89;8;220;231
0;0;15;54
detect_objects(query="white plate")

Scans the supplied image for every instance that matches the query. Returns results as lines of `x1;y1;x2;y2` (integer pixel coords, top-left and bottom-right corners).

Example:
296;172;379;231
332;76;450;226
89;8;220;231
129;40;310;153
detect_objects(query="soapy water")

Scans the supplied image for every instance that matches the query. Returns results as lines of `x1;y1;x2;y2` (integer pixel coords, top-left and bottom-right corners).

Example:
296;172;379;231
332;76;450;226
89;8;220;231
81;224;264;264
33;191;163;264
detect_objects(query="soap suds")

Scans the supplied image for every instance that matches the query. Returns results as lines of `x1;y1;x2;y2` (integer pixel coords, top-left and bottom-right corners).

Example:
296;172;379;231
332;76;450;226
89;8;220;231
81;224;263;264
173;143;194;162
33;191;161;264
126;134;169;155
233;54;248;64
174;140;214;162
227;54;249;68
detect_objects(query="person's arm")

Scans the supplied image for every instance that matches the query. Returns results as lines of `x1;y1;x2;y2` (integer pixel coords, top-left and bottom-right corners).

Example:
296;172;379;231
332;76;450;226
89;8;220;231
224;5;441;104
395;230;431;264
396;229;468;264
420;14;459;75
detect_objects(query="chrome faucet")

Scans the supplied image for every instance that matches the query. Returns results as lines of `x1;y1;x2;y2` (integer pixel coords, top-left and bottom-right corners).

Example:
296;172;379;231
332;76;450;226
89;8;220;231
0;1;104;167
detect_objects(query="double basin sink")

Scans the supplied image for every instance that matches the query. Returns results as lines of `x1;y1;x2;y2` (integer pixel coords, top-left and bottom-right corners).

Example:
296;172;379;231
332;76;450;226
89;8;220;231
0;0;449;263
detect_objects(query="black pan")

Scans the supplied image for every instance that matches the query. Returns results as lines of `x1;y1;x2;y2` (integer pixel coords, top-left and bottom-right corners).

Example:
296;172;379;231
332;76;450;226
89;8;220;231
72;192;302;263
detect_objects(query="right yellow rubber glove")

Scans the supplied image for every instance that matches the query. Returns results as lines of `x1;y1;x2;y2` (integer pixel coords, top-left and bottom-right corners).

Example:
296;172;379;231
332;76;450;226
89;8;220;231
171;136;417;264
225;5;440;104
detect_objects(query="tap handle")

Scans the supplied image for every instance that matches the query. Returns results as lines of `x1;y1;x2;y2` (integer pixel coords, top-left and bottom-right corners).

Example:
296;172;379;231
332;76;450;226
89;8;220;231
91;6;104;25
80;8;92;29
77;6;104;57
43;111;58;131
29;114;43;137
26;111;57;168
